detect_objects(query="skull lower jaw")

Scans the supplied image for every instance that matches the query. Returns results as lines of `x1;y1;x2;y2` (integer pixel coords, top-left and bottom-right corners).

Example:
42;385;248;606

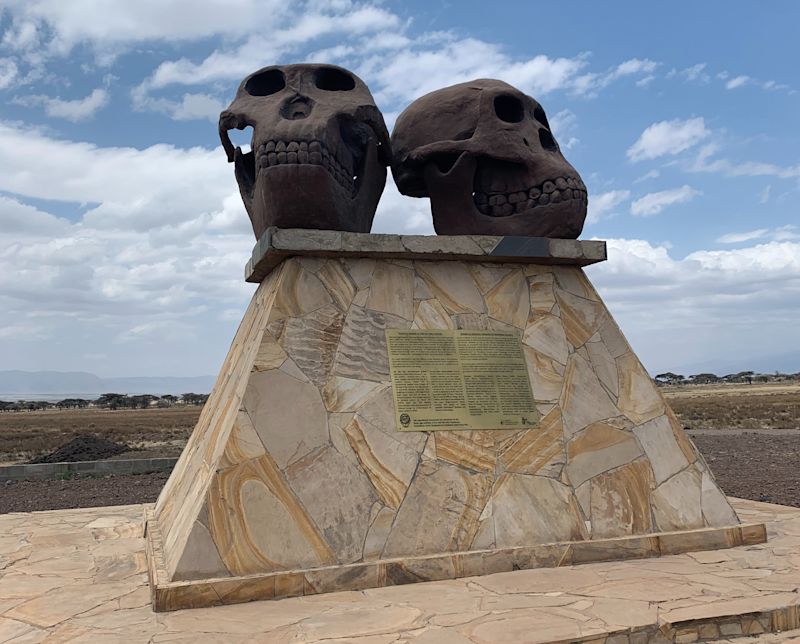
422;153;588;238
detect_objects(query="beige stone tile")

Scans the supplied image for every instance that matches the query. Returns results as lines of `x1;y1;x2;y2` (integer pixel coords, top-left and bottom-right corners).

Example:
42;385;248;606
343;258;375;289
413;299;454;329
416;262;485;314
251;331;286;372
559;352;620;436
701;470;740;527
0;616;47;642
333;305;409;382
286;446;378;564
382;460;492;558
485;269;529;328
322;377;386;413
566;422;643;488
270;259;333;321
365;262;414;320
586;336;619;398
616;352;666;425
555;287;606;348
590;459;655;538
5;582;133;628
523;345;565;402
632;414;690;485
492;474;585;547
468;263;513;294
529;271;557;313
242;369;329;470
317;260;357;310
499;407;565;477
522;313;569;365
363;507;395;560
652;467;705;531
554;267;598;301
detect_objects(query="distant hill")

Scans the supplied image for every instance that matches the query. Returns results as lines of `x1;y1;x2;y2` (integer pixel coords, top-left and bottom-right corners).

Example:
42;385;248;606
0;370;215;398
674;349;800;378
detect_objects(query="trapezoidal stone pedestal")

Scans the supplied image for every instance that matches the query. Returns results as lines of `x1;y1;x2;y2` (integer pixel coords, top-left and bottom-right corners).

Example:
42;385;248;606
146;229;765;611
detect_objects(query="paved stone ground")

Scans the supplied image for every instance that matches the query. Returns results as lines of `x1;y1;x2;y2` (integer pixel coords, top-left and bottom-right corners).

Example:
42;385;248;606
0;499;799;643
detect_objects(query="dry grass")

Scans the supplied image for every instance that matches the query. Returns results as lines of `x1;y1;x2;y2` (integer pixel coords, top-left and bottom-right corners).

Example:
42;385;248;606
665;382;800;430
0;406;201;464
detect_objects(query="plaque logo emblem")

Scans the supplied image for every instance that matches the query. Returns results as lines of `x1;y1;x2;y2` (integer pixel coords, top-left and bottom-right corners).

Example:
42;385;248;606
399;413;411;427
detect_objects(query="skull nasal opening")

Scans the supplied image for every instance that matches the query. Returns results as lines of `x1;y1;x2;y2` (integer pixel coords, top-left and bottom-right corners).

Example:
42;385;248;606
493;94;524;123
280;96;313;120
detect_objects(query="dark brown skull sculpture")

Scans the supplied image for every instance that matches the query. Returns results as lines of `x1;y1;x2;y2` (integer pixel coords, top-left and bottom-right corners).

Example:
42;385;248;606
219;64;391;238
391;79;588;238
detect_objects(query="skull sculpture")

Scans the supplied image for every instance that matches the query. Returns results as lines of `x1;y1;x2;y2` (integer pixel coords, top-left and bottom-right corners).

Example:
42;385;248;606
219;64;391;238
391;79;587;238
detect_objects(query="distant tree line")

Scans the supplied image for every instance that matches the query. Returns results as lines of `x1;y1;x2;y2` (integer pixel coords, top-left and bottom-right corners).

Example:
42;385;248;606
0;392;209;412
654;371;800;386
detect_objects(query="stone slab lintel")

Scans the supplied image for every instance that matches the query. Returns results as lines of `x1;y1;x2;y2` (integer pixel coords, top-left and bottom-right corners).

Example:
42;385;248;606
245;228;607;283
146;508;765;611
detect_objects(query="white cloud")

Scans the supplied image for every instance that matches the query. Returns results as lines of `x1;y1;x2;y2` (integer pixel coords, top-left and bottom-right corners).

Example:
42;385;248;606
627;117;710;162
759;185;771;203
633;169;660;184
0;58;19;88
725;75;750;89
669;62;709;84
689;143;800;179
716;229;768;244
549;109;579;149
586;189;630;224
590;238;800;373
630;185;700;216
31;88;110;121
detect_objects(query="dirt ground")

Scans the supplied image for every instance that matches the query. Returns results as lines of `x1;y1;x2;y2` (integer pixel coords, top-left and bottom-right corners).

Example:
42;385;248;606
1;383;798;513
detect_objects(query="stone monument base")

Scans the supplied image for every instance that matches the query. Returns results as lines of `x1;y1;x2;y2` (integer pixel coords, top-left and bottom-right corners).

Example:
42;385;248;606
146;229;764;611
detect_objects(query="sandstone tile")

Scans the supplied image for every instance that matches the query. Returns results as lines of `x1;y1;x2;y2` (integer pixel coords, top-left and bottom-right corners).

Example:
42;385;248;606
451;313;490;329
274;572;304;598
633;414;694;486
485;269;529;328
0;617;46;643
382;460;492;558
219;411;266;469
554;266;597;300
528;271;557;313
492;474;585;547
365;261;414;320
6;582;133;628
333;305;409;382
304;564;379;595
658;527;741;555
356;387;427;453
270;259;333;321
700;470;740;527
211;575;275;604
269;304;344;387
499;407;565;477
559;352;620;437
401;234;485;255
317;260;357;310
522;314;569;365
566;422;643;488
173;519;229;581
207;456;334;574
344;258;375;289
435;431;496;473
363;507;395;560
555;287;606;348
652;467;705;531
467;263;513;294
242;369;329;470
352;288;369;306
286;446;378;564
522;345;565;402
343;416;420;509
740;523;767;544
586;337;619;398
590;460;655;538
598;315;630;358
413;299;454;329
252;332;287;372
616;352;665;425
322;377;386;413
572;536;659;565
416;262;485;314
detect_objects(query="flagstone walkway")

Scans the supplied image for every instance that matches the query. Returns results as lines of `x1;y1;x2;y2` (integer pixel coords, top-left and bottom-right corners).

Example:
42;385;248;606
0;498;799;643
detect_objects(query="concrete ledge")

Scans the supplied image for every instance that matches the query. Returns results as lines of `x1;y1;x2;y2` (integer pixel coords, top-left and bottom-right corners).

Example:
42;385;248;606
245;228;607;282
145;504;766;611
0;457;178;481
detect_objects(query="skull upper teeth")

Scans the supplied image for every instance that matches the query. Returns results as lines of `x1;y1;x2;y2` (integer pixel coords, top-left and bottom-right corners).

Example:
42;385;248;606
256;139;356;195
473;175;587;217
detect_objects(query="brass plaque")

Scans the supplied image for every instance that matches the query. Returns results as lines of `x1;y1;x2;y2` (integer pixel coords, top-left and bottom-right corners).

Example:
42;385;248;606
385;329;539;432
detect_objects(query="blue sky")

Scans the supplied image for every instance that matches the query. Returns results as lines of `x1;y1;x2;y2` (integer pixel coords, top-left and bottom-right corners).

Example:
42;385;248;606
0;0;798;378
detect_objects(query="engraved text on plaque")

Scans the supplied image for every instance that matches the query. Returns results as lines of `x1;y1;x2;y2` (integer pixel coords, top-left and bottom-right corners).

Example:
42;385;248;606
385;329;539;432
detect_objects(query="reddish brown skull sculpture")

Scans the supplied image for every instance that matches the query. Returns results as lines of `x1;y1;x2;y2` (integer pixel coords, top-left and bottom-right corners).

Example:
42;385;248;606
219;64;391;238
391;79;588;238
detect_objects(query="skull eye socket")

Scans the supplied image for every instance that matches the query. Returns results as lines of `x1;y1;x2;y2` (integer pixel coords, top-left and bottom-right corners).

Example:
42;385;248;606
533;105;550;129
314;67;356;91
245;69;285;96
539;128;558;151
494;94;524;123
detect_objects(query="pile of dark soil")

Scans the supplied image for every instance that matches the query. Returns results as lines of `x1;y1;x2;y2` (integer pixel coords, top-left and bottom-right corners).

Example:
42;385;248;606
28;434;130;464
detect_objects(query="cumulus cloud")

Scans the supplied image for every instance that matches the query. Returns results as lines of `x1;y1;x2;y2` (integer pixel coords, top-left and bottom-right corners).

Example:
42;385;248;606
630;185;700;216
627;117;710;162
689;143;800;178
725;75;750;89
17;88;110;121
586;190;631;224
0;57;19;88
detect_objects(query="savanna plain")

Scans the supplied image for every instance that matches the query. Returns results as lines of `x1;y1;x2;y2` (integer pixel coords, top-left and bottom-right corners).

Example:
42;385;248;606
1;382;798;513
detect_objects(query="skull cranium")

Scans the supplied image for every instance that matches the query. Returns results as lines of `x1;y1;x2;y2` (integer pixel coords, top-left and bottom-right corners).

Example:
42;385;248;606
391;79;588;238
219;64;391;238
